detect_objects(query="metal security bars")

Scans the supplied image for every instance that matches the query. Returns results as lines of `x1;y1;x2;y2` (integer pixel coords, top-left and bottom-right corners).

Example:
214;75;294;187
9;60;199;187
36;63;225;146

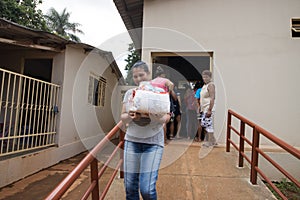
0;68;60;157
88;73;106;107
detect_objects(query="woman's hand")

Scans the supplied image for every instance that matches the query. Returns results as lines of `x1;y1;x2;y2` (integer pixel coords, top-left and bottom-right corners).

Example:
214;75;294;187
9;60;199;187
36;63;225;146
132;112;151;126
206;110;212;118
149;113;171;124
129;111;140;119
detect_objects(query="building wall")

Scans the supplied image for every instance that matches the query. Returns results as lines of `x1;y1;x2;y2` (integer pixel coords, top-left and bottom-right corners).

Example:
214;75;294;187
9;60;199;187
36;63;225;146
143;0;300;145
0;45;120;187
142;0;300;179
60;46;120;147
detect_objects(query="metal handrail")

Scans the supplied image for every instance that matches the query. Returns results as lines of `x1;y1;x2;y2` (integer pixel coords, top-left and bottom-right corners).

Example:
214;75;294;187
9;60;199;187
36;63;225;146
45;121;125;200
226;109;300;200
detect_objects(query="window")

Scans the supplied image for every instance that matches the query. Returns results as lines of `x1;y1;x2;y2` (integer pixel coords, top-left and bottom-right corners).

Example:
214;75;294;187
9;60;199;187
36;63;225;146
88;73;106;107
291;18;300;38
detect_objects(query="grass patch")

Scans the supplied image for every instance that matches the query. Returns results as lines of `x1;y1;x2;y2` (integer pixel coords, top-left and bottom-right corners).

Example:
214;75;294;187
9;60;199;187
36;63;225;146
265;179;300;200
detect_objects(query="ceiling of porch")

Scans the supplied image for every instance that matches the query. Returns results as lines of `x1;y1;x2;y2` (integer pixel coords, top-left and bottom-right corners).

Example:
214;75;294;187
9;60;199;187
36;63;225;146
113;0;143;49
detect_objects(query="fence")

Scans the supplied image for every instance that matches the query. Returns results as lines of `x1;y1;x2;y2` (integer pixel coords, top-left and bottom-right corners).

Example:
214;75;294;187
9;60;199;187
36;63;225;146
0;68;60;157
45;121;124;200
226;109;300;200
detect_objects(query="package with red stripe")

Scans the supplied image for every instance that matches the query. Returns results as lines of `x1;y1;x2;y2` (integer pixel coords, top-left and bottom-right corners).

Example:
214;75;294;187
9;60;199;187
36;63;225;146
128;81;170;115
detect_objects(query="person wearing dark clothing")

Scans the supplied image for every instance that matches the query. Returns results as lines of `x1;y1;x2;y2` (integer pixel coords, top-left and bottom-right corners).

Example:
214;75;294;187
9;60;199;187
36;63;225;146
168;90;182;139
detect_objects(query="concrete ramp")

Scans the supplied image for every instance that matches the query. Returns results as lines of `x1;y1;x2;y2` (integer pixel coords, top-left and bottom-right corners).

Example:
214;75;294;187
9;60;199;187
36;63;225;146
104;141;275;200
0;141;276;200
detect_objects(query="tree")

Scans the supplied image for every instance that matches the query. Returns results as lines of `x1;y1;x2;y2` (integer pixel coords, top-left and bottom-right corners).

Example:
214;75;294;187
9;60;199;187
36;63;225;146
124;43;140;85
44;7;83;42
0;0;48;30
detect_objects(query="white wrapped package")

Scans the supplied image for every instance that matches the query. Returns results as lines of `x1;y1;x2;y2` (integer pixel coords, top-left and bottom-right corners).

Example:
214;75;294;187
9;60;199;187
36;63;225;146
130;89;170;115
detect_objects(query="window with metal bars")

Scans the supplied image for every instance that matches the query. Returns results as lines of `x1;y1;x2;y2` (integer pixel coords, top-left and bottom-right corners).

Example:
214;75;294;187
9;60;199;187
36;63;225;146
291;18;300;38
88;73;106;107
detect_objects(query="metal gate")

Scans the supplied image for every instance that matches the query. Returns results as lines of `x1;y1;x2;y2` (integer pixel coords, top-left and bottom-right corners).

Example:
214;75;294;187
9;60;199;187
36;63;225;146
0;68;60;157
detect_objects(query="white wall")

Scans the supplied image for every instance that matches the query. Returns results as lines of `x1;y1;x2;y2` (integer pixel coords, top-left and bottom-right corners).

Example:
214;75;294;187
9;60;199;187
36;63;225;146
62;46;120;148
142;0;300;180
143;0;300;146
0;45;121;187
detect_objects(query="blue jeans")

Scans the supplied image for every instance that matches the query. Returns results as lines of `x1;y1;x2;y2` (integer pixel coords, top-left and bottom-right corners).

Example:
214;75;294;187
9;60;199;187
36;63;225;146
124;141;164;200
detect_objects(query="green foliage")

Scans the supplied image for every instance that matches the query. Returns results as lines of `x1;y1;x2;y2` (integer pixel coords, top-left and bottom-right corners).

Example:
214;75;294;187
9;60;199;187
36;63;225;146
266;179;300;200
44;7;83;42
0;0;48;30
0;1;83;42
124;43;140;85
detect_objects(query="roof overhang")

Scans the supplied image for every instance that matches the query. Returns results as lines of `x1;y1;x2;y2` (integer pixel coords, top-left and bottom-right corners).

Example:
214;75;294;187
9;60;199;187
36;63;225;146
0;18;72;52
0;18;124;82
113;0;143;49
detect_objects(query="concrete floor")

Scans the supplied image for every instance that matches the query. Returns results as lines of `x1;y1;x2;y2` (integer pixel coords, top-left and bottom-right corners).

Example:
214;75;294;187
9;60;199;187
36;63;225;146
0;139;276;200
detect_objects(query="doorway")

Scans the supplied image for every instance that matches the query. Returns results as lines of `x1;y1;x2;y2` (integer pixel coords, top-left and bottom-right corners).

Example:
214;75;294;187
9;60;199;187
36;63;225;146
21;59;55;148
24;59;53;82
151;52;213;139
151;52;212;88
151;52;213;92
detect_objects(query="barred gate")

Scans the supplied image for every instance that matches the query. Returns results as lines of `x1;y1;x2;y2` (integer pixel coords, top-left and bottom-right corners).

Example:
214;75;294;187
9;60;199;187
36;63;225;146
0;68;60;157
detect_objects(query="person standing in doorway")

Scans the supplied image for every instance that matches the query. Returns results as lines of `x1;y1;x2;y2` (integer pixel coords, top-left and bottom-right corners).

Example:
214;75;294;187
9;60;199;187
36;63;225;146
194;80;205;142
199;70;217;147
184;86;198;140
169;89;182;139
151;66;176;144
151;66;174;93
121;61;171;200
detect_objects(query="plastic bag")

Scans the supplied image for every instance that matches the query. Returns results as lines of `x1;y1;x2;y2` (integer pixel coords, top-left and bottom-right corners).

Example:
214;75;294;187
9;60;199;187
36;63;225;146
129;81;170;115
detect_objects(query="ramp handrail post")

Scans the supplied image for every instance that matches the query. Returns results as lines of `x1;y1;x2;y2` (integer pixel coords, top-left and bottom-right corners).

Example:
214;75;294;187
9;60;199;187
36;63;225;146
250;127;259;184
119;129;125;178
239;121;245;167
226;111;232;152
90;159;99;200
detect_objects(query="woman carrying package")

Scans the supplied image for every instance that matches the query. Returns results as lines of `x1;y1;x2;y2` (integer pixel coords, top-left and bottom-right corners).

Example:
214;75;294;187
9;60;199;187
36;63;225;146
121;61;171;200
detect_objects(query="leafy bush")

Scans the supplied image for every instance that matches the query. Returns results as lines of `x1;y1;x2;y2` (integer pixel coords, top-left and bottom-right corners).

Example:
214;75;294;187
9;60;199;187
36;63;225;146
265;179;300;200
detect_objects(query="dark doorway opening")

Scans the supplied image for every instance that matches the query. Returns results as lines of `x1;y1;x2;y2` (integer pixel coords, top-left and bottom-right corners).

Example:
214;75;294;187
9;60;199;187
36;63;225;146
152;53;211;139
24;59;53;82
22;59;53;142
152;55;210;87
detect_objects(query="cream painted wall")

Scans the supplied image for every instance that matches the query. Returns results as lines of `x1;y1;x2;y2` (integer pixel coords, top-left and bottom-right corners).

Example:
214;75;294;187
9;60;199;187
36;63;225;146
143;0;300;147
59;45;119;147
58;46;86;146
97;66;120;132
0;45;121;187
59;46;117;145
